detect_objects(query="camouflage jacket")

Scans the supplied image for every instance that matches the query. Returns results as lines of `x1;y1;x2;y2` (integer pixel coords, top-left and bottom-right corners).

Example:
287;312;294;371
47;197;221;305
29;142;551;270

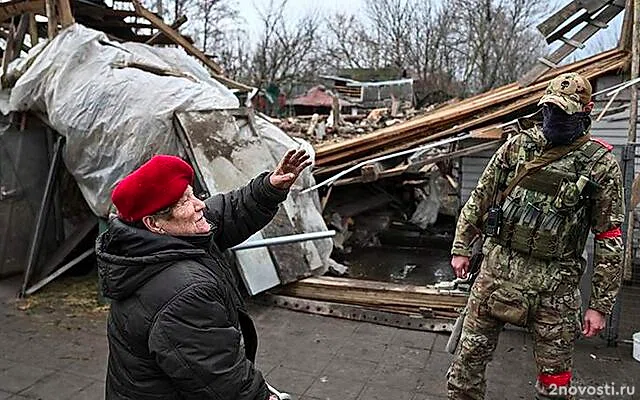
452;124;625;315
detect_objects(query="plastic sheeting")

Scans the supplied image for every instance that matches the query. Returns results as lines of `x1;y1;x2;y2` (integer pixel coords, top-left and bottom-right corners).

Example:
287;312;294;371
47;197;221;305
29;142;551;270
4;24;239;216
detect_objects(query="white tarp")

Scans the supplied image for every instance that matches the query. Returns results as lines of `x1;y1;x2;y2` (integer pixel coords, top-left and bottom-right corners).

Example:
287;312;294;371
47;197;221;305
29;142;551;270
3;23;239;216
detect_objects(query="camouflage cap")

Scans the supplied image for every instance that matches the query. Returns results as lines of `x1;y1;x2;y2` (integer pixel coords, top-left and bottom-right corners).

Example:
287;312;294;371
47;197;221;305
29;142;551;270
538;72;592;114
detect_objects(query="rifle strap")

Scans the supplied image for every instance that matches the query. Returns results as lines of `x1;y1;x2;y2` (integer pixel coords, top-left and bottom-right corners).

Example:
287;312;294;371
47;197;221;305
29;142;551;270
498;133;590;203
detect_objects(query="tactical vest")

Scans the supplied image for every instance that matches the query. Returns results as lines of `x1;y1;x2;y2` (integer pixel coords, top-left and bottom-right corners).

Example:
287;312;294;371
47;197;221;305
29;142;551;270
492;137;611;261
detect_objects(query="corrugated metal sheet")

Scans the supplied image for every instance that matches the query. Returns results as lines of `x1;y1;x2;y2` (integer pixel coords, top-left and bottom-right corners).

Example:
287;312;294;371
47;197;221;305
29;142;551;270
0;117;55;278
460;148;496;203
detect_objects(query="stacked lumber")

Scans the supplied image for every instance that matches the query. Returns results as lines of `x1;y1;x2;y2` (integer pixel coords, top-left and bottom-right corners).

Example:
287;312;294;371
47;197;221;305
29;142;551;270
314;49;630;176
275;276;468;319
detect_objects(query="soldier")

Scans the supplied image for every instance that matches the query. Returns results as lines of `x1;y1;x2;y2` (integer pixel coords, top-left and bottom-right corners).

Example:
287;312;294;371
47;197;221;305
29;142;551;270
446;72;625;400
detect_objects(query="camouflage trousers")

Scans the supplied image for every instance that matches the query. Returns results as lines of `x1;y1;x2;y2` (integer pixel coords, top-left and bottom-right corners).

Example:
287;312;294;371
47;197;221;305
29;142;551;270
446;246;582;400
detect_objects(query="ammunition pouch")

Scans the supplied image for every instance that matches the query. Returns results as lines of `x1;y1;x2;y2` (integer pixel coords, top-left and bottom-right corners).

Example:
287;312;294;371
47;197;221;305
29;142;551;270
495;177;593;261
487;136;608;261
486;284;537;327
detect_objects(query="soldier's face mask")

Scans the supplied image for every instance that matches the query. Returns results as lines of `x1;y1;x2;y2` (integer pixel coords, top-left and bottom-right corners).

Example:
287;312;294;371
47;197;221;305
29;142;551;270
541;103;591;146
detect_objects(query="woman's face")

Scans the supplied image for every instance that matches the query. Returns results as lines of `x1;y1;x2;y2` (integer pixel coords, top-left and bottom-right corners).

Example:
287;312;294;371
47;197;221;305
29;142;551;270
156;185;210;236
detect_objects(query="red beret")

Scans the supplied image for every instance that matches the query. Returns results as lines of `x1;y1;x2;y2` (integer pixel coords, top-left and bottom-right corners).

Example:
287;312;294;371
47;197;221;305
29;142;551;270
112;155;194;222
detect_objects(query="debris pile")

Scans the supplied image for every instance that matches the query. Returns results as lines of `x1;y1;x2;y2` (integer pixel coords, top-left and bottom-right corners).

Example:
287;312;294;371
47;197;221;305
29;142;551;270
270;106;432;146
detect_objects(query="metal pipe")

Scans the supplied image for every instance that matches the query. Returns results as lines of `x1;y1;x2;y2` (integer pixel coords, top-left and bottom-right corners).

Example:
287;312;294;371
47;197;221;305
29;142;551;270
231;230;336;251
301;132;474;194
25;248;94;296
20;135;64;297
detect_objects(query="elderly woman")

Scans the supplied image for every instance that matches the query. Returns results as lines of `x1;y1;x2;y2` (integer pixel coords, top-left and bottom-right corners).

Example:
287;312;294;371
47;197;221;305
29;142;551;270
96;149;311;400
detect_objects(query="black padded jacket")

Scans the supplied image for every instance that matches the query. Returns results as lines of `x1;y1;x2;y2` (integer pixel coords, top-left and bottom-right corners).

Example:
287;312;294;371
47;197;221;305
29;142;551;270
96;172;287;400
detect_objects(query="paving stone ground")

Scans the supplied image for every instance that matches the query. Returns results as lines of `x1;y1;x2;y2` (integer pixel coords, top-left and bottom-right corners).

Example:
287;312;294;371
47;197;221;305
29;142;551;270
1;276;638;400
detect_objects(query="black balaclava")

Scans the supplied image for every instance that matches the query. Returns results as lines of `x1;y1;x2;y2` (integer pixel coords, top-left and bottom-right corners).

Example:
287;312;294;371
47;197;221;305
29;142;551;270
541;103;591;146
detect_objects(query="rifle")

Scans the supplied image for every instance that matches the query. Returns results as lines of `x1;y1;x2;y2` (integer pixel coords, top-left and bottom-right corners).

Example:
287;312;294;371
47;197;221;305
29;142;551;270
444;253;483;354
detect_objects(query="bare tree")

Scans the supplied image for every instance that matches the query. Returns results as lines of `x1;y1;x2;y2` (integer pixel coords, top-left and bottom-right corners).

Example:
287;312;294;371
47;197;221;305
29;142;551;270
446;0;548;94
216;28;252;81
323;13;380;70
249;0;323;95
197;0;240;54
364;0;416;69
323;0;463;102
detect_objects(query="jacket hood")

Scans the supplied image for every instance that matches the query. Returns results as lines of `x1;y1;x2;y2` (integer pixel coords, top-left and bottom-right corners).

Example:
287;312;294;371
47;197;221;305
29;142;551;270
96;218;208;300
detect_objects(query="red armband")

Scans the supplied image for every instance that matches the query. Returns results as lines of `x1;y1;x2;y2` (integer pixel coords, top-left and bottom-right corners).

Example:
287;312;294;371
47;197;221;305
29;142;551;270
538;371;572;388
595;227;622;240
591;137;614;151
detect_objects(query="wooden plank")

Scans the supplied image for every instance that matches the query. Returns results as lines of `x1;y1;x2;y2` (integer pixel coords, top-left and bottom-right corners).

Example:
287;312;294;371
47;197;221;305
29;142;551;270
28;13;38;47
131;0;252;91
45;0;57;38
1;23;15;75
316;52;605;161
88;20;154;30
618;0;633;50
545;9;591;44
12;13;29;57
146;14;187;44
58;0;75;28
73;7;139;18
520;3;625;87
131;0;220;74
0;27;29;55
536;0;607;37
332;140;501;186
0;0;45;23
292;276;467;297
313;55;628;177
277;276;468;309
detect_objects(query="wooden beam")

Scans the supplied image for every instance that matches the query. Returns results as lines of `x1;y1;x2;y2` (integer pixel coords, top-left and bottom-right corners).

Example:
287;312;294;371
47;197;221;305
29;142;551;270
619;0;634;50
276;276;468;311
28;13;38;47
260;294;458;330
2;22;16;75
0;27;29;54
89;20;155;30
57;0;75;28
12;13;30;57
45;0;57;38
536;0;608;37
623;0;640;282
544;9;591;44
0;0;45;23
130;0;251;91
520;3;625;86
146;14;187;44
131;0;221;74
73;7;138;19
332;140;501;186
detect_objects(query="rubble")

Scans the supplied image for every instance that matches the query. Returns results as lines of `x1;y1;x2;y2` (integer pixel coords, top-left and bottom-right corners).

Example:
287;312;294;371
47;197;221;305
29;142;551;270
271;105;428;146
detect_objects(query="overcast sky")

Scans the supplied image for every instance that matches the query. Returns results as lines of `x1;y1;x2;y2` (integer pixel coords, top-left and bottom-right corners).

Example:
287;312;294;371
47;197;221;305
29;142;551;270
234;0;624;60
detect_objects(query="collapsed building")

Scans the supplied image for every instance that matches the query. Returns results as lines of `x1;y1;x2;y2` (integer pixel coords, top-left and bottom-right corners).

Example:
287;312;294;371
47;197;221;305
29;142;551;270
0;0;638;345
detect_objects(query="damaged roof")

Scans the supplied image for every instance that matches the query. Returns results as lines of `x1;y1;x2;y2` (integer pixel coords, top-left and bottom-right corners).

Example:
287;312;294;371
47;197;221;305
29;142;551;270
289;85;354;108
